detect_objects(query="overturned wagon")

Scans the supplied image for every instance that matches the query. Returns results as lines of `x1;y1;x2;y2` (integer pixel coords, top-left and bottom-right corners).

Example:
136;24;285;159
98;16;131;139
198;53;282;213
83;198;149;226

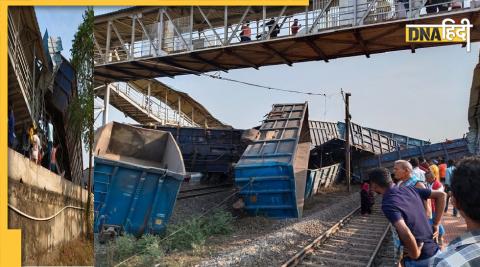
235;103;311;219
139;124;247;182
93;122;185;239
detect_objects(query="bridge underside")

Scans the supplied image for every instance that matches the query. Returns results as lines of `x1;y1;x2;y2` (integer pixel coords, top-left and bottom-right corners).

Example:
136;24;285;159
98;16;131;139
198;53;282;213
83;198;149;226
95;9;480;83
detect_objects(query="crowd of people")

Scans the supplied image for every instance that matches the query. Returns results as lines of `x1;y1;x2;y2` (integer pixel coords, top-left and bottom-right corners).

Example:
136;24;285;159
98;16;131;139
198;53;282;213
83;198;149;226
7;105;61;176
361;156;480;266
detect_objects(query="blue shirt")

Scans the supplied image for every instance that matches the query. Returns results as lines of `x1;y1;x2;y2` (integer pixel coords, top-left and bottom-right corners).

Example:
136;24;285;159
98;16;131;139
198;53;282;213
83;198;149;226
8;110;15;145
401;176;420;187
445;166;455;186
382;186;439;260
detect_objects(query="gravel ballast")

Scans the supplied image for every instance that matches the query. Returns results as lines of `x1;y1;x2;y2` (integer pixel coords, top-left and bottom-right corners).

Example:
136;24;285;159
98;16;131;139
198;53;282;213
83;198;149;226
196;190;360;266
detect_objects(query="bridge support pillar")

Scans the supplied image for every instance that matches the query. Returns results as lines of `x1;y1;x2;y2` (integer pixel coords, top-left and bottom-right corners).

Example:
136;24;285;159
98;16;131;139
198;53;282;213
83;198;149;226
103;84;110;125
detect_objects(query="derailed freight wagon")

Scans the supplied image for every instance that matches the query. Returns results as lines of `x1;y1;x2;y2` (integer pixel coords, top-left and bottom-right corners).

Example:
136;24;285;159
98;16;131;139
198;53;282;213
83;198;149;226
93;122;186;240
357;138;471;180
235;103;311;218
139;125;247;182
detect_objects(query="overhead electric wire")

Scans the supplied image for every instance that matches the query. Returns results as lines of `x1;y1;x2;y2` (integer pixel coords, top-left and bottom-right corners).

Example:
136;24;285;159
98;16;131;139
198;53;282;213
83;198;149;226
151;61;328;97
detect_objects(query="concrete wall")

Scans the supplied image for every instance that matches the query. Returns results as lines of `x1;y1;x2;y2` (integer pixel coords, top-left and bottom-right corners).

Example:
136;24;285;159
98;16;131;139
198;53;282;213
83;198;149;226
7;149;91;265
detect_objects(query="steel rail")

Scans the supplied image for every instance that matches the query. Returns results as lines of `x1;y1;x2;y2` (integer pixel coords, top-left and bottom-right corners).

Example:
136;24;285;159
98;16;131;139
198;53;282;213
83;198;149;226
281;205;360;267
282;204;391;267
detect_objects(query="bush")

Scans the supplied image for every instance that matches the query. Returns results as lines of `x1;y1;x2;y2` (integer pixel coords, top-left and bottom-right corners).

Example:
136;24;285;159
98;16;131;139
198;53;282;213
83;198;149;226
166;210;234;251
112;235;136;261
204;210;234;235
107;211;234;265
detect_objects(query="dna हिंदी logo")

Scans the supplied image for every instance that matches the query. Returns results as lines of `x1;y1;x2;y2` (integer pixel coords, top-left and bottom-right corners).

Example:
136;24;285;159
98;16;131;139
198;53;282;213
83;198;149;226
406;18;473;52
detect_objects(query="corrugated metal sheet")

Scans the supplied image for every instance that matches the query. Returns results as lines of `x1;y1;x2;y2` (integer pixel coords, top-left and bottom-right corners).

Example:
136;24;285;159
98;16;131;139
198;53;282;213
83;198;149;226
305;163;341;198
309;121;340;146
362;126;430;149
235;103;311;218
338;122;397;154
310;120;397;155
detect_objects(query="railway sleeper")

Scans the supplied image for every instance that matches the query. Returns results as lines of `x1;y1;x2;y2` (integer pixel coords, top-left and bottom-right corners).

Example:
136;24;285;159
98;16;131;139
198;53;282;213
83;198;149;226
320;243;376;253
301;255;365;266
310;249;372;261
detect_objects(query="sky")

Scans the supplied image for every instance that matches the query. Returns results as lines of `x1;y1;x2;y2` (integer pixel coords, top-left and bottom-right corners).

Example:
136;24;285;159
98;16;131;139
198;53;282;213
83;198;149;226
36;6;479;167
35;6;88;60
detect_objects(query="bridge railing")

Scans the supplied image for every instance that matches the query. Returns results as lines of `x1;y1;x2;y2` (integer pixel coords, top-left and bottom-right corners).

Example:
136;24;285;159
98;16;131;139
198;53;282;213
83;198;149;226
109;82;198;127
95;1;477;65
8;12;34;117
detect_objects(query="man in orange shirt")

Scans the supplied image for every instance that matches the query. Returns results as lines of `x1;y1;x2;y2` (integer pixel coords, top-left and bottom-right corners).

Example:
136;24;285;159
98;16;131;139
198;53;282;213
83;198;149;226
438;158;447;184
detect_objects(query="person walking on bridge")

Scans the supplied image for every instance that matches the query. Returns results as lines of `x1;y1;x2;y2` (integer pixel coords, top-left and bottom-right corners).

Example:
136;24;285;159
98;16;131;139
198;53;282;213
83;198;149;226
432;157;480;266
240;21;251;42
369;167;446;267
266;18;280;38
291;19;301;35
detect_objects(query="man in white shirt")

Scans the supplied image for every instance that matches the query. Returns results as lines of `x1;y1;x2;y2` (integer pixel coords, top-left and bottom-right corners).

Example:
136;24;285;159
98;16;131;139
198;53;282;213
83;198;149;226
410;157;426;182
31;130;41;165
47;116;54;169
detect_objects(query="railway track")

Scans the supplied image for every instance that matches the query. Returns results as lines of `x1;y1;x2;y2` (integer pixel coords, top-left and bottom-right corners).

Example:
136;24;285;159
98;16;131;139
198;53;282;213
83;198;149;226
177;183;233;199
282;204;391;267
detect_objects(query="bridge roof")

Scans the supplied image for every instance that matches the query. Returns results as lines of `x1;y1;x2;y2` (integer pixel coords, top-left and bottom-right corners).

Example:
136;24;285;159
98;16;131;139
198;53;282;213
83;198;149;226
94;9;480;83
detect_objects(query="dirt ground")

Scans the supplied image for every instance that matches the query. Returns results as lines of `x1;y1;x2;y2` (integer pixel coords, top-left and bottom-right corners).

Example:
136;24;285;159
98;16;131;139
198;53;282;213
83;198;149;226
28;237;94;266
159;184;360;266
94;184;361;267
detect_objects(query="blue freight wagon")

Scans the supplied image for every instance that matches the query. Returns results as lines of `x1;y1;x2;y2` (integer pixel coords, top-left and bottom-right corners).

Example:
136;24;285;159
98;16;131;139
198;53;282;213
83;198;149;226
361;126;431;149
305;163;341;198
235;103;311;218
358;138;471;180
138;125;247;181
93;122;186;239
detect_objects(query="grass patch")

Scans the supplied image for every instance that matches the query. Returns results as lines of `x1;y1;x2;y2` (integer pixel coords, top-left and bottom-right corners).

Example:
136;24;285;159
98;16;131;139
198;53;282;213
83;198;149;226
104;210;234;266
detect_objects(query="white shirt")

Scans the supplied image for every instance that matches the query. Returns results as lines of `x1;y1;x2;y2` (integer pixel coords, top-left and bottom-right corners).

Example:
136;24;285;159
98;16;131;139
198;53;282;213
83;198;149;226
32;134;41;153
48;122;54;142
412;167;426;182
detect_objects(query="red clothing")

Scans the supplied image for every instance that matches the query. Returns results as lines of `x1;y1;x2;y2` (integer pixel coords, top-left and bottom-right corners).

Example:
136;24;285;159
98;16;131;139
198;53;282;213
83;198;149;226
291;23;300;34
429;180;443;212
439;163;447;178
420;162;430;173
51;147;57;164
241;26;251;38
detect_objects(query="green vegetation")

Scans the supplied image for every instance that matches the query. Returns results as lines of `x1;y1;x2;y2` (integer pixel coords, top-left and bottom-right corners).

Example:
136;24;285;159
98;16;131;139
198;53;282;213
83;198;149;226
104;210;234;267
69;7;94;238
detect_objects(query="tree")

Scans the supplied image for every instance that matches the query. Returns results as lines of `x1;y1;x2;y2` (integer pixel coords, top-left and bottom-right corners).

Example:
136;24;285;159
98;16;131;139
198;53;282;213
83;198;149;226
69;7;94;239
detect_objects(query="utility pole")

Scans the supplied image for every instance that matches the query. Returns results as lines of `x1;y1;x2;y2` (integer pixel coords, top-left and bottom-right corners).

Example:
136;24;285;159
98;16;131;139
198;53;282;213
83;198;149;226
345;92;352;192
